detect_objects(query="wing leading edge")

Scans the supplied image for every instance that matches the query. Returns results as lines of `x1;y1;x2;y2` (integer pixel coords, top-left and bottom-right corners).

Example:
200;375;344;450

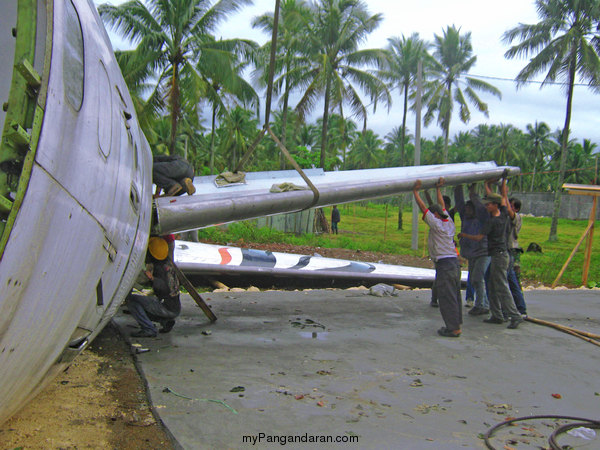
155;162;518;234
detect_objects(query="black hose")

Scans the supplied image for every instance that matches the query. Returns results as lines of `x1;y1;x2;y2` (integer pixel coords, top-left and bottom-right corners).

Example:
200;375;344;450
548;421;600;450
484;414;600;450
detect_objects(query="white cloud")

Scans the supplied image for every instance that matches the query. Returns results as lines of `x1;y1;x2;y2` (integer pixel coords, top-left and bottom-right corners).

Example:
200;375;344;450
97;0;600;143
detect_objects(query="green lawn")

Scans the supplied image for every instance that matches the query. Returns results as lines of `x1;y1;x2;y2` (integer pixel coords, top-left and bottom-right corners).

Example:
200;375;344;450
197;202;600;288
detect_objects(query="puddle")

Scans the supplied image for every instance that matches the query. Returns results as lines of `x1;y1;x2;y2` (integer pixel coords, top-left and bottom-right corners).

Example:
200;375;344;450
299;331;329;341
290;318;326;329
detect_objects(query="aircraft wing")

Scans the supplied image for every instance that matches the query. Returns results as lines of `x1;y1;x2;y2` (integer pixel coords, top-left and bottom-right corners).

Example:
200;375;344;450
175;241;468;288
155;162;518;234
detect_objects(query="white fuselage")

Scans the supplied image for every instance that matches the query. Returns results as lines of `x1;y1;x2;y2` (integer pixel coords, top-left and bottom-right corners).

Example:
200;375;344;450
0;0;152;423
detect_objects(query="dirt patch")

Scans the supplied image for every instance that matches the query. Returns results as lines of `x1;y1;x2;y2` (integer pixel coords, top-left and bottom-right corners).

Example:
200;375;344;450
0;323;174;449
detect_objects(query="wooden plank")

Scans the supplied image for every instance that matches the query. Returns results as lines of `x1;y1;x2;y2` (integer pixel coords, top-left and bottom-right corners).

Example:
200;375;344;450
172;263;217;322
563;183;600;196
525;316;600;340
551;221;594;288
582;196;597;285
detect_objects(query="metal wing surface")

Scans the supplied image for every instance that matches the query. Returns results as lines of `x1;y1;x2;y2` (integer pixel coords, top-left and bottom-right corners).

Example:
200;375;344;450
155;162;519;234
175;241;468;288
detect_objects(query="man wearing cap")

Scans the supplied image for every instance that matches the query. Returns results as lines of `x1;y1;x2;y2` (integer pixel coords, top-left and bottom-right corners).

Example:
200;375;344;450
413;178;462;338
126;236;181;337
458;179;523;329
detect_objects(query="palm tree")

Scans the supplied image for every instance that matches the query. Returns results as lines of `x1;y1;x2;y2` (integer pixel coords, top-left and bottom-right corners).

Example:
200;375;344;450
217;106;260;170
197;38;259;174
423;26;502;163
327;114;358;169
568;139;597;183
253;0;312;169
380;33;430;167
384;126;412;167
347;130;384;169
525;121;552;191
99;0;253;155
384;126;413;229
496;123;521;165
503;0;600;241
471;124;500;161
295;0;391;168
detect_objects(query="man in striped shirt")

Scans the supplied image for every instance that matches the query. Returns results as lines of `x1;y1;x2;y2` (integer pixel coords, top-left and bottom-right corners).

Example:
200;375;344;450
413;178;462;337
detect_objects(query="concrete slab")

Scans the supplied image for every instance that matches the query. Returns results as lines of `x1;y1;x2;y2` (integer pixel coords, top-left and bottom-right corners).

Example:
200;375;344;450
114;289;600;449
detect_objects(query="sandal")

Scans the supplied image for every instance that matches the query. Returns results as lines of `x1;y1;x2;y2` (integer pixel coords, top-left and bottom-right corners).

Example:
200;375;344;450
437;327;461;338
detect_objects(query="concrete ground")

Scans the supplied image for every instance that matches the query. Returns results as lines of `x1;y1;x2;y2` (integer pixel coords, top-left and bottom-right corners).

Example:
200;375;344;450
114;288;600;449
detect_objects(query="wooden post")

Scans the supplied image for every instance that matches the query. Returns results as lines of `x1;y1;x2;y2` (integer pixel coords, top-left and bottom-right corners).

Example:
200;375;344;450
383;203;388;241
551;221;593;288
552;184;599;287
172;263;217;322
582;196;597;285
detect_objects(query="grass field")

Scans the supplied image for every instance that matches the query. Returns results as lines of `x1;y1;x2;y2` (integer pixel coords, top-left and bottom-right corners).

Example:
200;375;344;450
197;202;600;288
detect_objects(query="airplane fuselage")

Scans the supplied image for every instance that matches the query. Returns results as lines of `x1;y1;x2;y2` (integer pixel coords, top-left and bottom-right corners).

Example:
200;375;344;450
0;0;153;423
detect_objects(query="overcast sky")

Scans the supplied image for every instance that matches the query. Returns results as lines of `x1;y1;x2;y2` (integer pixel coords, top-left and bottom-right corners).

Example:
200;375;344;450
100;0;600;144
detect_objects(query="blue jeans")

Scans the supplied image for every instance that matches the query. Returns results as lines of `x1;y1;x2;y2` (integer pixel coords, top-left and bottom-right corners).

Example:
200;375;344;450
465;279;474;302
508;252;527;314
469;255;490;309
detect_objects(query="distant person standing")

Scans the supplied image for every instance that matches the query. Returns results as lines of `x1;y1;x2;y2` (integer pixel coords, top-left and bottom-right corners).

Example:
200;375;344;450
413;178;462;338
331;205;341;234
153;154;196;197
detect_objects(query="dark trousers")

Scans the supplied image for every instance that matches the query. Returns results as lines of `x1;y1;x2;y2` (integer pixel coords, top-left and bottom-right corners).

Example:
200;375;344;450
508;252;527;314
126;293;178;334
153;159;194;191
435;257;462;331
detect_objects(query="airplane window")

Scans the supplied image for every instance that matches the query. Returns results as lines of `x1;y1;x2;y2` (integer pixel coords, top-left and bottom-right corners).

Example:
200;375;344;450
63;0;84;111
97;61;112;157
133;143;139;169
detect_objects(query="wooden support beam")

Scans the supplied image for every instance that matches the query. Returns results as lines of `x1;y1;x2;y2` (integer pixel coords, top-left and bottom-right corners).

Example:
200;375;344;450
551;221;594;288
172;263;217;322
525;317;600;347
582;196;597;286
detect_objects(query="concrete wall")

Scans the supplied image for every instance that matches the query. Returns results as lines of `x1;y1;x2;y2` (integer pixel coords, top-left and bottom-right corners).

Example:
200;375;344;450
511;192;600;220
256;209;316;234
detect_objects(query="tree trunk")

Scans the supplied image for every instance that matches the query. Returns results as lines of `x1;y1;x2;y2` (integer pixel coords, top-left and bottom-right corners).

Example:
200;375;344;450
548;58;576;241
397;197;403;230
443;123;450;164
401;82;408;164
320;76;332;169
169;63;180;155
280;84;290;170
209;105;217;175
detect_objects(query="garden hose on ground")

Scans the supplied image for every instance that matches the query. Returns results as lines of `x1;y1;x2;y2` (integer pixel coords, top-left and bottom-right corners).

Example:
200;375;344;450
484;414;600;450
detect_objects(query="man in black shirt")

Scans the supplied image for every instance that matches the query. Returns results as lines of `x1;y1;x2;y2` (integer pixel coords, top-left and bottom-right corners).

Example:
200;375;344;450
458;179;522;329
127;237;182;337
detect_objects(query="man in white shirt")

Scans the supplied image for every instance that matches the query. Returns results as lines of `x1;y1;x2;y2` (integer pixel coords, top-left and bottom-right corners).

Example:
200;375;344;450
413;178;462;337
